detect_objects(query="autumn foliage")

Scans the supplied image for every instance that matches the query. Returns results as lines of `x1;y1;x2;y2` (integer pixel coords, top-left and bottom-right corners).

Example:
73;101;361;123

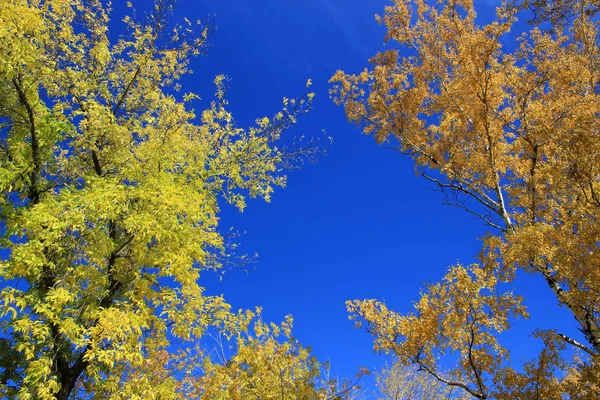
332;0;600;398
4;0;599;397
0;0;354;399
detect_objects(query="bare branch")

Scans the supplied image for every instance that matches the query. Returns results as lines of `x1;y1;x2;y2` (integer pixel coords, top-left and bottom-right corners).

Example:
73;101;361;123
415;361;485;400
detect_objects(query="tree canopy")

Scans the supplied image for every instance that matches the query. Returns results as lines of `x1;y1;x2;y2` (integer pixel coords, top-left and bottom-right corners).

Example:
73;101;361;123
4;0;600;397
332;0;600;398
0;0;349;398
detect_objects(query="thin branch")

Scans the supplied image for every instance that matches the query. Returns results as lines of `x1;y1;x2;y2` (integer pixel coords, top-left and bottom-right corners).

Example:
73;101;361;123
420;173;505;231
11;77;41;203
112;66;142;116
415;361;485;399
446;199;505;231
466;304;486;397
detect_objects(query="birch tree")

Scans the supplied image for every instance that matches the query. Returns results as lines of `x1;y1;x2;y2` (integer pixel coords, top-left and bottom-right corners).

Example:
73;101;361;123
332;0;600;397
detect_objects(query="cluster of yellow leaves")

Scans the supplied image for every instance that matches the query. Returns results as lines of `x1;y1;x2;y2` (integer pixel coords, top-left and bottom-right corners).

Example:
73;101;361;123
0;0;323;399
333;0;600;397
119;309;363;400
189;310;322;399
349;264;527;398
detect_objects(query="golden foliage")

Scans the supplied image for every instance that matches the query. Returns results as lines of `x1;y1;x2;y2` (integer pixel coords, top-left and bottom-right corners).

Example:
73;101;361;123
120;309;365;399
333;0;600;397
188;310;360;400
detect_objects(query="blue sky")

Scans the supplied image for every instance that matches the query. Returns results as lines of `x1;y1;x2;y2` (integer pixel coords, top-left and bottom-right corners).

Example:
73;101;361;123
122;0;578;393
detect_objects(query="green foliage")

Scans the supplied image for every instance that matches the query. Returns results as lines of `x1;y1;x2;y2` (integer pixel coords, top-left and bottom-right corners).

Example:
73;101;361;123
0;1;331;398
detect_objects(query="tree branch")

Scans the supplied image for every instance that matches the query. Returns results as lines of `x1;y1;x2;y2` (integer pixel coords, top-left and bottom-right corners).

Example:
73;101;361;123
415;361;485;399
467;305;487;397
556;333;597;357
11;77;41;203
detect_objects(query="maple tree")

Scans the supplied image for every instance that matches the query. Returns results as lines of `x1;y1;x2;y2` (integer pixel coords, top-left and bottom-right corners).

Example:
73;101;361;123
332;0;600;398
0;0;346;398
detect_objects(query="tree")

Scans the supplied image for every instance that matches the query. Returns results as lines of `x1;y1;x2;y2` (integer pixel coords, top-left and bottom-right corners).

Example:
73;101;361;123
376;359;466;400
116;308;365;399
181;309;366;399
332;0;600;397
0;0;328;398
188;311;323;399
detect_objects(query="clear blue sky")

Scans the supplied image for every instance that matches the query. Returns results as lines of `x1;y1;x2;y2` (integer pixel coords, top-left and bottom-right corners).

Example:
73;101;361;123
124;0;579;393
